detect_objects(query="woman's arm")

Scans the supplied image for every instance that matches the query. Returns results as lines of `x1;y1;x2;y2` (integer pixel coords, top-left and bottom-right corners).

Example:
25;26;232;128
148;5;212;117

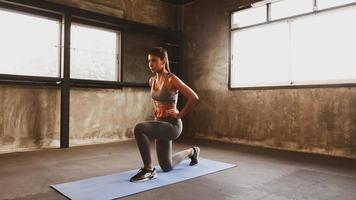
169;74;199;118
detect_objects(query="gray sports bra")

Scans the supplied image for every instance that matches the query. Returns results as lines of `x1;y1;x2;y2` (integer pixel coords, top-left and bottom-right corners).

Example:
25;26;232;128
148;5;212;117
151;72;178;103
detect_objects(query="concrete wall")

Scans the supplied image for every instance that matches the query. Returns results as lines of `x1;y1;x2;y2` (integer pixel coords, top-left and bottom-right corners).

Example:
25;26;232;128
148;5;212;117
0;85;60;152
0;0;177;153
182;0;356;159
45;0;178;29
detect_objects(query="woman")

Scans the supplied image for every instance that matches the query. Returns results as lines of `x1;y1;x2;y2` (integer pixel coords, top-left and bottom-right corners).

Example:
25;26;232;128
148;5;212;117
130;46;200;183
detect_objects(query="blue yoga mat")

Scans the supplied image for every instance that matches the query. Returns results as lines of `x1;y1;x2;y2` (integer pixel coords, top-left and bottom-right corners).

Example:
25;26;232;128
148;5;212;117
50;157;237;200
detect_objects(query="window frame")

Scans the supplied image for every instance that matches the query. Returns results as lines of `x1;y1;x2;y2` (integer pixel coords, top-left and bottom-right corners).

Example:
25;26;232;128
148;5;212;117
69;19;122;82
0;6;63;78
0;1;63;86
228;0;356;90
0;0;182;89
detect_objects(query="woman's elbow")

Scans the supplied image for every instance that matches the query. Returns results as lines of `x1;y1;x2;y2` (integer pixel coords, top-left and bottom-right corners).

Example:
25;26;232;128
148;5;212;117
186;92;199;103
192;94;199;103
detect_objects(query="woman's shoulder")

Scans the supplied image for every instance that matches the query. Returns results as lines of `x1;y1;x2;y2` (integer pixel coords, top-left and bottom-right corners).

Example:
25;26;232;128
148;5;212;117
167;72;178;79
168;73;182;85
149;76;155;81
149;76;155;87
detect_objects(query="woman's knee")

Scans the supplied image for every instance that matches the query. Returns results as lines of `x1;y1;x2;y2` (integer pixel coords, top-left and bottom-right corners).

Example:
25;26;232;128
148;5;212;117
157;154;173;172
134;122;144;136
160;164;173;172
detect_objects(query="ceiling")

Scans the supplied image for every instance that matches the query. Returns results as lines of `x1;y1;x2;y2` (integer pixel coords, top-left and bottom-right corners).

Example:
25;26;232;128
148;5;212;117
160;0;195;5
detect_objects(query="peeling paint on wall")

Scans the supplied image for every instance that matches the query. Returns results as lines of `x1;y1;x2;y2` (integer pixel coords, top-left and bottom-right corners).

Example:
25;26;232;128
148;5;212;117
0;85;60;153
45;0;177;29
69;87;154;146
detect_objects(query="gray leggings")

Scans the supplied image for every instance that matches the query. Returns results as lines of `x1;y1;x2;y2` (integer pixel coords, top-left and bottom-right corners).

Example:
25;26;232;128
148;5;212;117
133;117;190;172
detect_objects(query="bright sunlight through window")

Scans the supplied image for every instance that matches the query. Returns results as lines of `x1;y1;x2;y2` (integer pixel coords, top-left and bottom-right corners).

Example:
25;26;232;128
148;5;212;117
0;9;60;77
230;1;356;88
70;23;121;81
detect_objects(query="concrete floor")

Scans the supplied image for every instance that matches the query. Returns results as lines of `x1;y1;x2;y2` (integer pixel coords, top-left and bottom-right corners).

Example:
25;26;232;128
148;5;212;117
0;137;355;200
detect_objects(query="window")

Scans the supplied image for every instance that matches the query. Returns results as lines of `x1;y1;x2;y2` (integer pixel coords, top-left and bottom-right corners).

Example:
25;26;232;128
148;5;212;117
70;23;121;81
230;1;356;88
231;22;290;86
231;5;266;28
317;0;356;10
0;8;61;77
291;5;356;83
270;0;314;20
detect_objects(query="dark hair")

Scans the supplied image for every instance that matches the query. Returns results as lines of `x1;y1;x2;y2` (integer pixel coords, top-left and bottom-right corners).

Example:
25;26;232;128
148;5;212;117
148;46;171;72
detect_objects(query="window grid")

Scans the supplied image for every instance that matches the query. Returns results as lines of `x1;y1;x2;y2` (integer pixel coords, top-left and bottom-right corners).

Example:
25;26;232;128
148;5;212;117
231;0;356;30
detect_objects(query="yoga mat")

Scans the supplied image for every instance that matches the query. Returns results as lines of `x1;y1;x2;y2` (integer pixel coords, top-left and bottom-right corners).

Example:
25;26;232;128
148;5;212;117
50;157;237;200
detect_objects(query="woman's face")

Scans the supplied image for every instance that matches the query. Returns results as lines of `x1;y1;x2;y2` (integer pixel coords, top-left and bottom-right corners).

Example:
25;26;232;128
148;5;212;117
148;54;165;73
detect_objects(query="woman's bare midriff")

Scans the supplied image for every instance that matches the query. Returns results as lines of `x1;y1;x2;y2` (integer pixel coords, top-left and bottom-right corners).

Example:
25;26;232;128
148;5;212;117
153;100;178;119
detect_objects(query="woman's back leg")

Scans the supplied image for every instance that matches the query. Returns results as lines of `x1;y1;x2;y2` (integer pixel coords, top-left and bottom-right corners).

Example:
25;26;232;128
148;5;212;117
156;139;193;172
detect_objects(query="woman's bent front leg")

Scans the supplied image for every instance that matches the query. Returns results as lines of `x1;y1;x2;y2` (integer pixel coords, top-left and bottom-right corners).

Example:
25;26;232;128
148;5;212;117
134;120;177;168
156;140;173;172
133;122;153;168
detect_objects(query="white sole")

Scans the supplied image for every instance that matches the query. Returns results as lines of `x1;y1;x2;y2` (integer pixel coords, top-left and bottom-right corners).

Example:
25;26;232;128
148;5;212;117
195;147;200;162
130;173;157;183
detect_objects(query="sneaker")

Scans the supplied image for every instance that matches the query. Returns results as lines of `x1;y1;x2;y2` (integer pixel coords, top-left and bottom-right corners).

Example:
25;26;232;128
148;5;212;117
188;146;200;166
130;167;157;182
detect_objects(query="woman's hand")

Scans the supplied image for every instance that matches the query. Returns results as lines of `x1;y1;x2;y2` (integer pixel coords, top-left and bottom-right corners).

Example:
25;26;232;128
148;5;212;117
153;109;157;118
166;109;182;119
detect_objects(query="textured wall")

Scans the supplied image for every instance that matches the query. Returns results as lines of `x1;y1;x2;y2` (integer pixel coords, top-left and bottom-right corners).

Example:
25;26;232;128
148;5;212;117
0;0;176;153
0;85;60;152
183;0;356;159
46;0;177;29
69;87;154;146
